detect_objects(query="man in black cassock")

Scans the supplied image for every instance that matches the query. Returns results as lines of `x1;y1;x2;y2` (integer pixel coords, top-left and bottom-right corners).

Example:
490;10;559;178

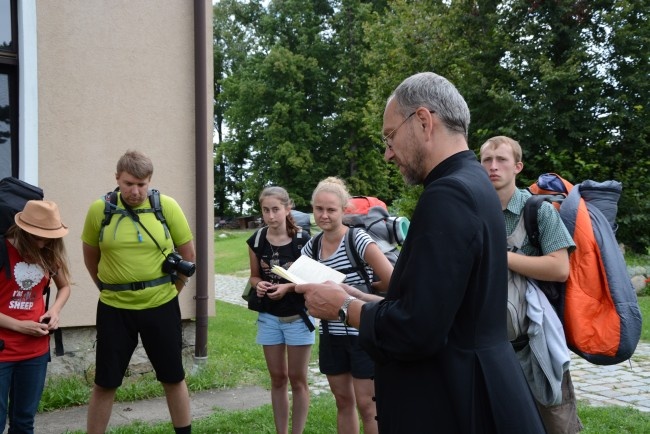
297;72;545;433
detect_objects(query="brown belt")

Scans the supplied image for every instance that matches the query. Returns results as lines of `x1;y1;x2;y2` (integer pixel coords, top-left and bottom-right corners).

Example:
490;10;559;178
278;314;302;323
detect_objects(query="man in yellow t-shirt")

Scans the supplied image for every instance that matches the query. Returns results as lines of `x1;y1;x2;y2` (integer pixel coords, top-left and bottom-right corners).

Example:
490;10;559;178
81;150;195;434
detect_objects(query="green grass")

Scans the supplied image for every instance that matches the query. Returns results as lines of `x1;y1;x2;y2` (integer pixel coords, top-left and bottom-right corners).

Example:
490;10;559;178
39;231;650;432
214;229;255;276
39;300;269;413
577;403;650;433
39;375;91;411
61;396;650;434
51;299;650;433
48;300;650;433
64;393;338;434
639;296;650;342
625;251;650;268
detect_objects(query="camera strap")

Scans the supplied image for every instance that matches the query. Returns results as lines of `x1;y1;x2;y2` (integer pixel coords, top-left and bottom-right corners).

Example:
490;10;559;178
119;195;168;259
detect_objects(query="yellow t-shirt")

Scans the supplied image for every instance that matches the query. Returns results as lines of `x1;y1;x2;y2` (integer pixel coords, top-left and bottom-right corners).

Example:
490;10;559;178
81;192;193;310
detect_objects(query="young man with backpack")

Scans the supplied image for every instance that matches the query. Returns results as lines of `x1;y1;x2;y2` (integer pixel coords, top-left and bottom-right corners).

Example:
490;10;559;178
480;135;582;433
81;150;195;434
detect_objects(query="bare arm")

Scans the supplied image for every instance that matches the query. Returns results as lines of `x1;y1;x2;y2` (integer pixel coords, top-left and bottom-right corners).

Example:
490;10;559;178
41;272;71;331
508;248;570;282
0;312;49;337
82;242;101;288
296;282;367;329
0;271;65;336
341;283;383;303
363;242;394;292
248;247;268;298
174;240;196;293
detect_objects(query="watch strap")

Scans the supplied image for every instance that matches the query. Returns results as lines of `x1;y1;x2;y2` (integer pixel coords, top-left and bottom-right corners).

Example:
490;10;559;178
340;296;357;327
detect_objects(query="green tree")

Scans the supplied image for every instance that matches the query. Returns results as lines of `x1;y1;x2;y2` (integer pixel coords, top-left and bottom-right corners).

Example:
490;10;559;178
220;0;339;210
326;0;395;199
215;0;648;250
363;0;505;210
598;0;650;250
491;1;611;178
221;1;395;212
362;0;648;249
488;0;649;250
213;0;265;216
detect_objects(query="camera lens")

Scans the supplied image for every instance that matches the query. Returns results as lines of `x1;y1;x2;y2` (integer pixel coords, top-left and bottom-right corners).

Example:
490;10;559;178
161;252;196;277
178;260;196;277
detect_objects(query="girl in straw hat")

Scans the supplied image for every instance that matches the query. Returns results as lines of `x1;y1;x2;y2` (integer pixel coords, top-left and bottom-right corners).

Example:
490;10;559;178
0;200;71;433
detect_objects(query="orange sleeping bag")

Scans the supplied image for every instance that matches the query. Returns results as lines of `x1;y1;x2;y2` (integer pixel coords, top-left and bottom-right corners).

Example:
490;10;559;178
529;174;641;365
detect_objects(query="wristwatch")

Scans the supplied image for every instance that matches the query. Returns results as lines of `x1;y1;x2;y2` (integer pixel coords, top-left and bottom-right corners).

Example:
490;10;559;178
338;296;357;327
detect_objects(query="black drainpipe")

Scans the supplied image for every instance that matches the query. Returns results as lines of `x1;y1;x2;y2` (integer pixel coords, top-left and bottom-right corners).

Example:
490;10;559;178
193;0;209;364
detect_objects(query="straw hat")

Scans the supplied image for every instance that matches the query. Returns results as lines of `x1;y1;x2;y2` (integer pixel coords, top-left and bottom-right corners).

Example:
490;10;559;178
14;200;69;238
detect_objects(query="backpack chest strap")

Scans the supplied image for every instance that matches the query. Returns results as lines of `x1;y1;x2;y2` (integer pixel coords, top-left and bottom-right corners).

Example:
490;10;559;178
99;190;170;242
98;274;173;291
507;214;528;252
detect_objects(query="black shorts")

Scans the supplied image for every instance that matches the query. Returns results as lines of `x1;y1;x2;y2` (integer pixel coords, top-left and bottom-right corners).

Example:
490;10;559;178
318;334;375;379
94;297;185;388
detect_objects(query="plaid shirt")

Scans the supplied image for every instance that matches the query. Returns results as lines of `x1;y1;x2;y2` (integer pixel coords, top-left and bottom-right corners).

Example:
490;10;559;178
504;188;575;257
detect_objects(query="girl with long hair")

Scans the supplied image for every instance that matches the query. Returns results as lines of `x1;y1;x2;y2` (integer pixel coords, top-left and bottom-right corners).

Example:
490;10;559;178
247;186;314;434
0;200;71;433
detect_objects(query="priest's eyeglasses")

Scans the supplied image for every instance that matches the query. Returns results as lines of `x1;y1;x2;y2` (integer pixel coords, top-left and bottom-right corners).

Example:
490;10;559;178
382;110;435;150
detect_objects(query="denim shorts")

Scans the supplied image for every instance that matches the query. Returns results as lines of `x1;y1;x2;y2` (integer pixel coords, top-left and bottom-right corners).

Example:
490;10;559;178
256;312;315;346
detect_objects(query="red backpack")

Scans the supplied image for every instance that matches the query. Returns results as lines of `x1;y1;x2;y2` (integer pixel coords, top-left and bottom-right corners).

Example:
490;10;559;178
343;196;409;254
346;196;388;215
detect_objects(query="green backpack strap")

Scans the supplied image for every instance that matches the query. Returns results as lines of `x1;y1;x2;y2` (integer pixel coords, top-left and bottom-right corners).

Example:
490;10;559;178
99;190;121;242
147;189;170;239
99;189;170;242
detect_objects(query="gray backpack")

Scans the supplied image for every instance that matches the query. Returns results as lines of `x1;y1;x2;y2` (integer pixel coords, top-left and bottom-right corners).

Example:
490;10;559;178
506;216;530;344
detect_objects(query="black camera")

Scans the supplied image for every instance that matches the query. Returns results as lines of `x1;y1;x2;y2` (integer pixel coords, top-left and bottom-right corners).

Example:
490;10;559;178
162;252;196;277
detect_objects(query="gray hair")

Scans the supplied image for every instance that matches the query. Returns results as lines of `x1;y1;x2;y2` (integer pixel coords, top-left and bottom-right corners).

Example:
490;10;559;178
388;72;470;139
